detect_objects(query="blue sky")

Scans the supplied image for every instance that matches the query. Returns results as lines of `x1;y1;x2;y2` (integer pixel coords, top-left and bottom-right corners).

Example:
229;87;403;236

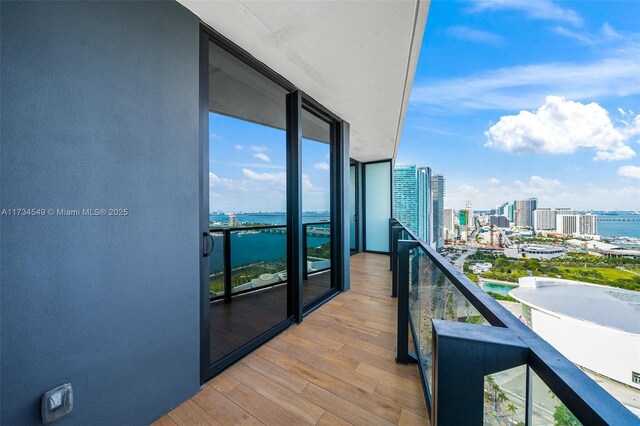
209;113;331;212
397;0;640;211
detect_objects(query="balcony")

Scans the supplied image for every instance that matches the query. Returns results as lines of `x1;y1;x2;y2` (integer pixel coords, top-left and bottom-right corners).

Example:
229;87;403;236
159;222;637;425
154;253;429;426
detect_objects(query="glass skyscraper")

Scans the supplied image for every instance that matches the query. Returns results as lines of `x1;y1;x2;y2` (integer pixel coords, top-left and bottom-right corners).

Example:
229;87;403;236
393;165;433;243
393;165;419;234
430;174;444;250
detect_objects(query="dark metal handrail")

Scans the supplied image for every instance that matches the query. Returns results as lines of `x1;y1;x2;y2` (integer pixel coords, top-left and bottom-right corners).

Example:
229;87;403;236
391;218;637;425
210;224;285;232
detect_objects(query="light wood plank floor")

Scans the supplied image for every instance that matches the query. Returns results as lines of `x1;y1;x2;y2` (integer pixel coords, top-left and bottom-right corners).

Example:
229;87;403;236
152;253;429;426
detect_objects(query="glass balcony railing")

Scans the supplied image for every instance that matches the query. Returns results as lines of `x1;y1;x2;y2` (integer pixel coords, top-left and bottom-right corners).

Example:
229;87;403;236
208;225;287;301
390;219;637;425
303;221;331;279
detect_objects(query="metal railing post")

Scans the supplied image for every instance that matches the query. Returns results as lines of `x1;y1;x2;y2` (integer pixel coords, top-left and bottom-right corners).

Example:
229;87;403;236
525;366;533;426
396;239;419;364
223;229;232;304
302;224;308;280
389;218;398;270
391;225;402;298
431;320;528;426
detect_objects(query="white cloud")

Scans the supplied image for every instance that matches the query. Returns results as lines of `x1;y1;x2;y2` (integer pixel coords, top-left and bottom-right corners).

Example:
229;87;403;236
485;96;636;161
209;172;220;183
458;184;478;193
313;162;330;171
593;145;637;162
302;174;325;193
470;0;582;26
488;178;501;185
445;26;502;45
242;168;285;184
211;160;284;170
514;176;561;195
410;46;640;111
253;153;271;162
618;165;640;180
235;144;243;150
250;145;268;152
551;23;622;45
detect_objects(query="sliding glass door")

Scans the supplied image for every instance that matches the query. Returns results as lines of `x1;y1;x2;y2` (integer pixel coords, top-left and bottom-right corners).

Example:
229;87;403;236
202;39;293;379
200;29;347;382
301;107;335;307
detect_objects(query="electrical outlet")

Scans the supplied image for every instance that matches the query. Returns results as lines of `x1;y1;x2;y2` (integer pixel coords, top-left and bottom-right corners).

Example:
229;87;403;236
41;383;73;424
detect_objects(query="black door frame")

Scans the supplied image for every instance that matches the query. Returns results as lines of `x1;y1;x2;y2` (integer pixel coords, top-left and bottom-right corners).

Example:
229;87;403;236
349;159;360;255
199;23;348;383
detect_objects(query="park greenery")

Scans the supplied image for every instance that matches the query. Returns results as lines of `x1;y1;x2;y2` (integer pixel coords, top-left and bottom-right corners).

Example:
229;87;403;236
209;259;286;297
463;251;640;292
307;242;331;260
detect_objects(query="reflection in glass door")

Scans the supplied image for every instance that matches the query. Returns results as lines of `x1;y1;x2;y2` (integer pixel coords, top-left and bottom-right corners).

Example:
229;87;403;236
301;107;334;306
203;39;292;379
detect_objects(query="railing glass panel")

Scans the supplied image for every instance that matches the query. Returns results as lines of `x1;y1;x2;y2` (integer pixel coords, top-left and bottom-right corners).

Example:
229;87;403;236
302;221;332;304
408;247;488;398
229;226;287;294
530;368;583;426
483;366;527;426
208;231;225;299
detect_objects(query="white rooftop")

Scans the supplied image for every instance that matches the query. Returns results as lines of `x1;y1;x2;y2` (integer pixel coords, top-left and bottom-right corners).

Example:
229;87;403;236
511;277;640;334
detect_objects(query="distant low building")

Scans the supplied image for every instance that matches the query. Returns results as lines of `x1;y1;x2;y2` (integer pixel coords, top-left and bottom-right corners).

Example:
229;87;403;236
566;239;640;259
470;262;492;274
504;244;565;259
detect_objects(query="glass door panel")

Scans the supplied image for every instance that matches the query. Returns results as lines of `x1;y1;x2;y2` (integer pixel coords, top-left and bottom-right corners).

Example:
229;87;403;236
301;108;333;306
206;40;290;371
364;161;391;252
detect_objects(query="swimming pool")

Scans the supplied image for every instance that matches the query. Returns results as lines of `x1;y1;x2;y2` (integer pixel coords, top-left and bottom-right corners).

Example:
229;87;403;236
481;282;518;297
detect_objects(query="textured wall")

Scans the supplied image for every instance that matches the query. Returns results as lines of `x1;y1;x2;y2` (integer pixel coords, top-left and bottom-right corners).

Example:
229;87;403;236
1;2;200;424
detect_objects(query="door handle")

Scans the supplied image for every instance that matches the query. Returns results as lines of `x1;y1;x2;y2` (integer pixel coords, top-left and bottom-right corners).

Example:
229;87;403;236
203;232;214;257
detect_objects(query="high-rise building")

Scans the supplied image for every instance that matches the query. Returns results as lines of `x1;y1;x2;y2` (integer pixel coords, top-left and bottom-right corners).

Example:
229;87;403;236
393;165;419;233
496;202;509;218
393;165;433;243
431;174;445;250
507;202;515;222
443;208;455;235
514;198;537;228
556;213;598;236
489;215;509;228
557;214;578;235
417;167;433;245
534;208;578;232
580;214;598;235
533;208;553;231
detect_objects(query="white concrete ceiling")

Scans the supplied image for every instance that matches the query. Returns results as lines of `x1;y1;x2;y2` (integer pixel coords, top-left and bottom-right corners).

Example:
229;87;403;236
179;0;429;162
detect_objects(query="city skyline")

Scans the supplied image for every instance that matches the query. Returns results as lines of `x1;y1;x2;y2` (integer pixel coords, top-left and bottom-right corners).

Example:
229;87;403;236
397;0;640;211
